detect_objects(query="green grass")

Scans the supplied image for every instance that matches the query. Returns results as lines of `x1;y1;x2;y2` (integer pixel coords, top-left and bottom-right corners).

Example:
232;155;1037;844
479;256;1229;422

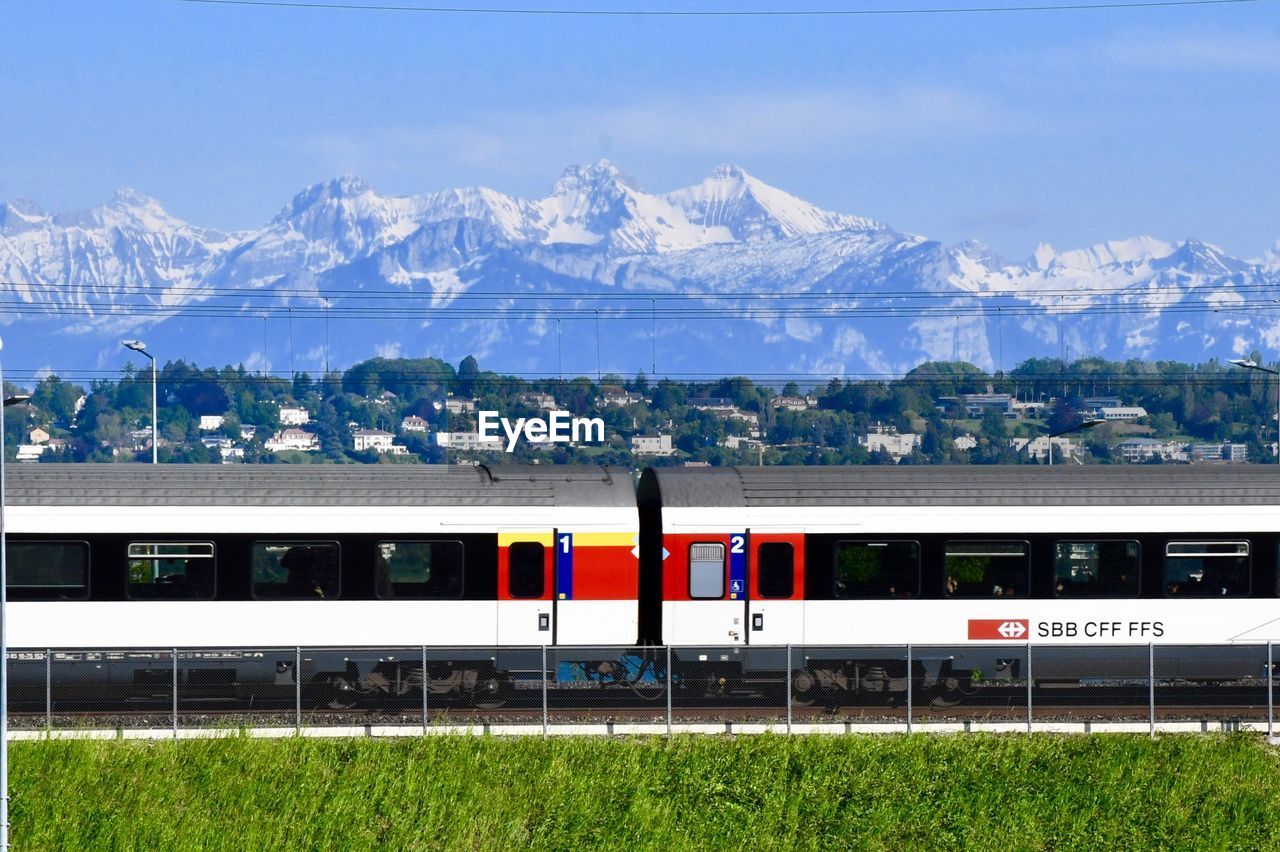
11;734;1280;850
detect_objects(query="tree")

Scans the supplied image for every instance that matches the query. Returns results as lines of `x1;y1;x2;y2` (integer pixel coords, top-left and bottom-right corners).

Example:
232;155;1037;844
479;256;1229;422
31;376;86;427
456;355;480;398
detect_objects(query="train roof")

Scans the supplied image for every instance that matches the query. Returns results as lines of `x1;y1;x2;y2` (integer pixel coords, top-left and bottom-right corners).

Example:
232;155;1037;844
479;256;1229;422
639;465;1280;507
4;464;637;508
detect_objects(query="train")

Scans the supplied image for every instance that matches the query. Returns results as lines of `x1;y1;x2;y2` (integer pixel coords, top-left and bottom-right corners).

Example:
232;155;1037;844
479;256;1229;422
5;463;1279;709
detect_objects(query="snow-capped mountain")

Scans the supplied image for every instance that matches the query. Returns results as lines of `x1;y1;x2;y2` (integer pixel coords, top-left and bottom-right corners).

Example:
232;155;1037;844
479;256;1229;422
1;161;1277;379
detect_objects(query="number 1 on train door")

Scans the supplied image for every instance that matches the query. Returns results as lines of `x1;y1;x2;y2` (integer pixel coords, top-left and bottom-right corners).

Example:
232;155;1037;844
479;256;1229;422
556;533;573;601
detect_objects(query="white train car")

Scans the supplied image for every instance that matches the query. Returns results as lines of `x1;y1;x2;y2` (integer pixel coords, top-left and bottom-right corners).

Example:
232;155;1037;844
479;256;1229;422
639;465;1280;648
6;464;640;649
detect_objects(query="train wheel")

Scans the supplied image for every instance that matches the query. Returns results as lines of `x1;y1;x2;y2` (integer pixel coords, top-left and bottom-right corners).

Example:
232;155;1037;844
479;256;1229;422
473;674;509;710
323;675;359;711
790;669;818;707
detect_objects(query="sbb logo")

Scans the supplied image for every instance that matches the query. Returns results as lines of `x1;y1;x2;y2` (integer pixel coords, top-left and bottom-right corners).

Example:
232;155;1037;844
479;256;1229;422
967;619;1029;640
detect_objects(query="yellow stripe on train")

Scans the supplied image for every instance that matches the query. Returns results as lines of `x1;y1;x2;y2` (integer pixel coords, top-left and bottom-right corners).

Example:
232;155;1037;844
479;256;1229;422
566;532;638;548
497;531;555;547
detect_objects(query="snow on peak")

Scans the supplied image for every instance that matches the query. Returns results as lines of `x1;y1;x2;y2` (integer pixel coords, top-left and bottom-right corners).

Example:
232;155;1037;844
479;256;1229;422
0;198;50;234
667;164;879;242
1038;236;1175;271
551;160;635;195
1263;239;1280;271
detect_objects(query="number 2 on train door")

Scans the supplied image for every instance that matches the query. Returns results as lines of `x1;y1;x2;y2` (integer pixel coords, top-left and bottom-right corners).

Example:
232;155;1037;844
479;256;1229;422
729;533;748;643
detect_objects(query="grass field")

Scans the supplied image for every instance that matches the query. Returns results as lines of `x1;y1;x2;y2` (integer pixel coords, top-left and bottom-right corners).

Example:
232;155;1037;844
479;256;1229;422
11;734;1280;850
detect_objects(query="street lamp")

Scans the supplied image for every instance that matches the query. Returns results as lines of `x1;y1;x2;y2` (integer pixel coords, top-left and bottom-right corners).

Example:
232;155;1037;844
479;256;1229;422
1042;417;1106;466
1229;359;1280;464
122;340;157;464
0;334;31;849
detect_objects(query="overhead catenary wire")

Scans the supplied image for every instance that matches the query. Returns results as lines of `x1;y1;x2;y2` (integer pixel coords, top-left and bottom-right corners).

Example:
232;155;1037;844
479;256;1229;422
0;297;1275;321
160;0;1265;16
8;367;1273;386
6;278;1280;302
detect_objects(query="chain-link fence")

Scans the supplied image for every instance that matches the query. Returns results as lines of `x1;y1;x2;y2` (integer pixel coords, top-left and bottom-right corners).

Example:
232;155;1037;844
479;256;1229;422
8;643;1278;735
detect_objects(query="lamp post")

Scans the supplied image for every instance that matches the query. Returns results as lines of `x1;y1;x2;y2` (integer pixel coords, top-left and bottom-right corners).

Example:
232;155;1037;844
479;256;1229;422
0;334;32;850
1229;359;1280;463
122;340;157;464
1042;417;1106;466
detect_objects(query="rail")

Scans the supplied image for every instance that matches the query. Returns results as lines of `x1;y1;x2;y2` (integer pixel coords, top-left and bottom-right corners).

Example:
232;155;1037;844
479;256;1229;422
5;643;1278;738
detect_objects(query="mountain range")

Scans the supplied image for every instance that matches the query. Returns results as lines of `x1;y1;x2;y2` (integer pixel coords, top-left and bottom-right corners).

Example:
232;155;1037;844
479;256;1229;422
2;160;1278;380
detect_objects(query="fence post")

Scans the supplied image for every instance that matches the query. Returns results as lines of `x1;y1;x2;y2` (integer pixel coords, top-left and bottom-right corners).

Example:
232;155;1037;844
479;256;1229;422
1026;643;1033;735
786;643;792;736
666;645;673;737
1269;641;1274;740
421;645;429;734
172;647;178;739
295;647;302;734
541;644;549;737
45;649;51;732
1148;642;1155;738
906;644;912;735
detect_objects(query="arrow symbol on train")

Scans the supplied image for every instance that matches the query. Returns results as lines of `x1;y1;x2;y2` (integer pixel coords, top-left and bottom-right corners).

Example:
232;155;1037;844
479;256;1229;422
662;547;670;561
998;621;1027;638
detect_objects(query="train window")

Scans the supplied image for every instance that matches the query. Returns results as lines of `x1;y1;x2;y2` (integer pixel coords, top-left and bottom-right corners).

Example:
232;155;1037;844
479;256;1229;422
944;541;1029;598
374;541;464;600
757;543;794;599
1165;541;1250;597
6;541;89;600
833;541;919;599
252;542;340;599
508;542;546;599
689;543;726;599
127;542;215;600
1053;541;1140;598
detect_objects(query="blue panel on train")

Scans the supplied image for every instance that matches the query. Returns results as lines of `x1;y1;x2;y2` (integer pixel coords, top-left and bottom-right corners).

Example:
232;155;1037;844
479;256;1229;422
556;533;574;600
729;533;747;600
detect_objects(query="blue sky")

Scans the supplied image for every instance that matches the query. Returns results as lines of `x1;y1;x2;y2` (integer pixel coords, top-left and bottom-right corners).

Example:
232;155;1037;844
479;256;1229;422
3;0;1278;260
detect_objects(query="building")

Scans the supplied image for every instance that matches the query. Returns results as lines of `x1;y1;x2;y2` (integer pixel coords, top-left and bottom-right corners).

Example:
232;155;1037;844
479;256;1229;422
240;425;258;441
265;428;318;452
631;434;675;457
1116;438;1188;463
953;434;978;451
401;415;429;433
1190;442;1248;463
723;435;763;451
434;431;501;451
770;395;818;412
28;427;49;445
1010;436;1080;462
857;426;921;459
688;397;737;413
962;393;1016;418
437;396;477;415
353;429;395;453
279;406;310;426
598;386;645;407
198;415;226;431
16;444;45;462
517;391;558;411
1099;406;1148;422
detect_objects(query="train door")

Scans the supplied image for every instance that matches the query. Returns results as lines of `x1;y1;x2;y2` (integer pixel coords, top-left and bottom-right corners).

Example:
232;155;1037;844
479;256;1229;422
746;532;805;645
497;532;555;645
663;532;747;646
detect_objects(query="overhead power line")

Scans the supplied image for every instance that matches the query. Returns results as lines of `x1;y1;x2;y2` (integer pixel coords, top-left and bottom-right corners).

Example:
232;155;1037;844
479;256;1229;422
6;367;1271;386
5;278;1280;303
0;295;1275;321
162;0;1264;16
